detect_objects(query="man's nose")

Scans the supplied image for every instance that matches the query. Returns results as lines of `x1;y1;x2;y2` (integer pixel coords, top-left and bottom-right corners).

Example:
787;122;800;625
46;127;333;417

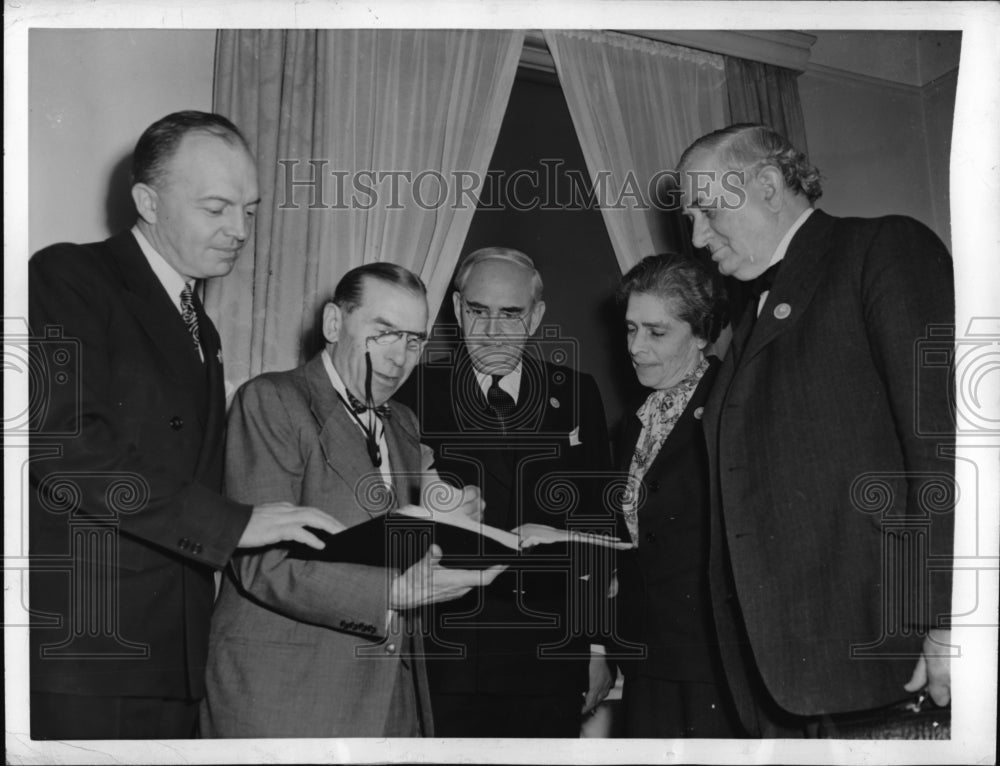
484;315;502;337
691;214;711;250
384;341;407;366
226;209;249;242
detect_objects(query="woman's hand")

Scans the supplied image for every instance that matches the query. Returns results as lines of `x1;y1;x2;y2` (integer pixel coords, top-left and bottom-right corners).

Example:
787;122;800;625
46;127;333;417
512;523;569;548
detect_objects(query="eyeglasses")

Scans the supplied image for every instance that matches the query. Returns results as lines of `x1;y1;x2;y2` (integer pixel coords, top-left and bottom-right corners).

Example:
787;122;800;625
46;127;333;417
460;297;530;327
365;329;427;352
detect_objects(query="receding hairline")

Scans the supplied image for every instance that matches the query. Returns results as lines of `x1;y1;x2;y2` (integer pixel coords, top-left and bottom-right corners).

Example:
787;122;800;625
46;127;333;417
454;247;544;300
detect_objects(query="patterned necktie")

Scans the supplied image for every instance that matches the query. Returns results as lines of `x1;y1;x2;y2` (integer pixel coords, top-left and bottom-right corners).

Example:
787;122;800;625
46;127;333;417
487;374;516;421
344;390;392;419
179;281;201;354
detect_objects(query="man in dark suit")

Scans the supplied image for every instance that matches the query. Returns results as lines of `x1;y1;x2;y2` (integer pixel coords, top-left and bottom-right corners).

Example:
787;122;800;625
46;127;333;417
677;124;954;735
398;247;617;737
28;111;342;739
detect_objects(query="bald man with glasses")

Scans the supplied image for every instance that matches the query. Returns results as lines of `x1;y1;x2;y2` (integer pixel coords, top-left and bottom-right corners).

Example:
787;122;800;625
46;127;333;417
398;247;617;737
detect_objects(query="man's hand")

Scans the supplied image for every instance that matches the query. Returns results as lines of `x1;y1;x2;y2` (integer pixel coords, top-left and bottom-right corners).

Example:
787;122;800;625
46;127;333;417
581;651;615;715
903;628;952;706
237;501;346;550
389;544;505;610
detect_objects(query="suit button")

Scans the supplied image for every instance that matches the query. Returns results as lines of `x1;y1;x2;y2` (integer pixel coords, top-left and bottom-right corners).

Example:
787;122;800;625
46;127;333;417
169;416;183;430
193;543;203;554
645;532;656;543
648;481;660;492
385;643;396;654
177;537;190;549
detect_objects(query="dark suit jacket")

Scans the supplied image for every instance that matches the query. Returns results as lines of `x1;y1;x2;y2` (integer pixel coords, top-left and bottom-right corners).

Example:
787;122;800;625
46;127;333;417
703;210;955;718
201;353;433;737
398;344;614;696
29;231;251;700
614;358;723;683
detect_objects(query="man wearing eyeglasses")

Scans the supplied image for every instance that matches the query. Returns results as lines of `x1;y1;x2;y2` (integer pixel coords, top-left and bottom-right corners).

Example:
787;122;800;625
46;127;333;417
397;247;617;737
201;262;503;737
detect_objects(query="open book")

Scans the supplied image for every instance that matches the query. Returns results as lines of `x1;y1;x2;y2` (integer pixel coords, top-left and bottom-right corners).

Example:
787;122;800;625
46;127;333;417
286;503;634;571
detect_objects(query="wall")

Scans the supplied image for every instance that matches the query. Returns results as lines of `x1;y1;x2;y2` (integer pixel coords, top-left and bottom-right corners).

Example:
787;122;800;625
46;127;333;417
799;31;959;250
29;29;216;253
798;68;952;249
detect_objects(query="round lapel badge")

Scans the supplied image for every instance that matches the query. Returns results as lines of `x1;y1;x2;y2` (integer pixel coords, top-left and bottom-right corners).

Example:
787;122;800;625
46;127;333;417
694;406;704;420
550;397;560;408
774;303;792;320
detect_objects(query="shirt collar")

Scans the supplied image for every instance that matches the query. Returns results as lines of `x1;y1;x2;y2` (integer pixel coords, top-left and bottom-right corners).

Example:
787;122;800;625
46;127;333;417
766;206;814;269
132;225;190;312
322;347;355;404
475;363;522;404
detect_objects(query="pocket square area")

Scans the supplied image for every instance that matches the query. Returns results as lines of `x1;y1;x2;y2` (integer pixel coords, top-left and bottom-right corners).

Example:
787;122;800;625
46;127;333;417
568;427;582;446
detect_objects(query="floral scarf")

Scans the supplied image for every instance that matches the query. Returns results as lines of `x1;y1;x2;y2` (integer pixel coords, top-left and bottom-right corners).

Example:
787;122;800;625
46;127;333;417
622;356;709;545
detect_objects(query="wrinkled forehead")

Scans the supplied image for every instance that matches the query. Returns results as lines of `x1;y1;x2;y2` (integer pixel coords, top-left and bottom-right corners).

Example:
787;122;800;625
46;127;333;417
678;149;727;208
356;278;428;328
462;259;536;305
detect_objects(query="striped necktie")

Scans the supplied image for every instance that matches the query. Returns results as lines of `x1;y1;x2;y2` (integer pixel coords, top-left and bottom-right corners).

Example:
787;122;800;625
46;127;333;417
179;281;202;355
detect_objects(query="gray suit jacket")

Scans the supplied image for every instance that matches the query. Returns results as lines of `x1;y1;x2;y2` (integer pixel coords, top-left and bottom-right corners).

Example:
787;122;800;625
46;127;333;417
200;352;433;737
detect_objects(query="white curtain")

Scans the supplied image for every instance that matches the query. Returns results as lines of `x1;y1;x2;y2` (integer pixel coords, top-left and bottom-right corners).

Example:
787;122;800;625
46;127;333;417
544;30;727;273
208;29;525;391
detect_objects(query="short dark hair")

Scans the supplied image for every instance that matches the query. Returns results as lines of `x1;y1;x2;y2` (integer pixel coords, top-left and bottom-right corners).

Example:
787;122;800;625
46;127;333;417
617;252;728;343
332;262;427;314
678;123;823;203
131;110;252;188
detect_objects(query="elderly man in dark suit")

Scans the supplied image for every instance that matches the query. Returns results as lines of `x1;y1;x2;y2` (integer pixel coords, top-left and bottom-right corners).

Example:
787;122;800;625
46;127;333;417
28;111;343;740
201;263;502;737
398;247;617;737
677;124;954;736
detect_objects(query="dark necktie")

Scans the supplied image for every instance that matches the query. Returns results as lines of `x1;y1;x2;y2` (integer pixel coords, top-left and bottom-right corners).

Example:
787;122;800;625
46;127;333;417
179;282;202;355
749;262;782;303
344;390;392;420
487;374;516;421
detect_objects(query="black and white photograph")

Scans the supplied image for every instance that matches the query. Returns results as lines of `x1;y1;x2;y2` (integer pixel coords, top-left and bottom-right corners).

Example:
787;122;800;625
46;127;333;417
5;1;998;764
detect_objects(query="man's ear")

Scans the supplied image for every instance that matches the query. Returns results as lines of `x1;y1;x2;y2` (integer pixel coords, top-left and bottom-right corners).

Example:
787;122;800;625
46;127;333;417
322;302;342;345
755;165;785;212
452;291;464;330
527;299;546;335
131;183;159;224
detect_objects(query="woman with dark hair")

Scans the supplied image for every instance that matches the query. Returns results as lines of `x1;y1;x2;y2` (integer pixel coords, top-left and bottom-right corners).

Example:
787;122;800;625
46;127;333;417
613;252;742;738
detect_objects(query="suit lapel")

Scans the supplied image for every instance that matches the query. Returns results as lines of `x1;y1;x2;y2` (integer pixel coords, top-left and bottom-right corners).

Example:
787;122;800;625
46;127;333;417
385;404;421;508
304;353;384;509
742;210;837;365
110;232;210;410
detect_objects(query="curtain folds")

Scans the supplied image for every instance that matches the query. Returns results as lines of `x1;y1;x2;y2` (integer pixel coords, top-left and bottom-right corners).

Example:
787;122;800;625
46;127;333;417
724;56;809;155
208;29;524;391
544;30;728;274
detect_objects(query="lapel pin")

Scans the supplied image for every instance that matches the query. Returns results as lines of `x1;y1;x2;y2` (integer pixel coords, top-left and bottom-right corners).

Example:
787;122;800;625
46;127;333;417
694;406;704;419
217;349;224;364
774;303;792;320
550;397;560;408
